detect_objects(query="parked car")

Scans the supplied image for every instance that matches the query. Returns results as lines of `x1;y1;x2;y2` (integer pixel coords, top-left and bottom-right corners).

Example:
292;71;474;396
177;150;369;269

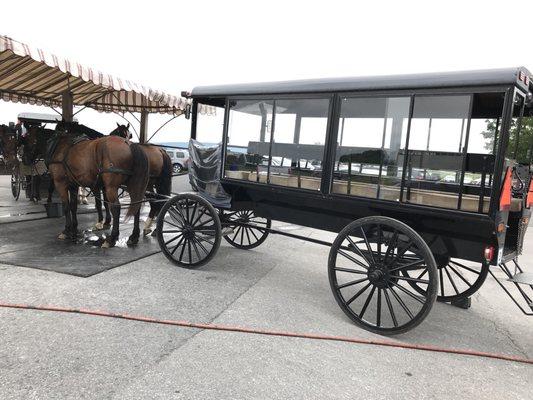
164;148;190;173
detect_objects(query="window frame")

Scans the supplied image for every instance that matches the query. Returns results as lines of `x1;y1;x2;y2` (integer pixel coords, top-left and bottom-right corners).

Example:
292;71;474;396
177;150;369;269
326;86;510;215
194;84;513;216
221;93;334;192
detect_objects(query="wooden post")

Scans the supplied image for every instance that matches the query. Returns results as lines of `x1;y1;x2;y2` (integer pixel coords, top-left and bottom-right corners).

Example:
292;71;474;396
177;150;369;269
139;110;148;143
62;90;73;122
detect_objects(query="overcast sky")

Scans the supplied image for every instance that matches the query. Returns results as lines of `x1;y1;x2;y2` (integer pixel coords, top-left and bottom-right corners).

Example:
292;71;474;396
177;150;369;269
1;0;530;143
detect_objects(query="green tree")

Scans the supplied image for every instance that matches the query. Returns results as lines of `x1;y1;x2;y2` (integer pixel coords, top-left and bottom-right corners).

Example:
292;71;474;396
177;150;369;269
482;117;533;163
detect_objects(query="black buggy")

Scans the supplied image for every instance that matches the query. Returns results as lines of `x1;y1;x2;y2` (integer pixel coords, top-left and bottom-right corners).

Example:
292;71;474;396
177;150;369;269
156;68;533;334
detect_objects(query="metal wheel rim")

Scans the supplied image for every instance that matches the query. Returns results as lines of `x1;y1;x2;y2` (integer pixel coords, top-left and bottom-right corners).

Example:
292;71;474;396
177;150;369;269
157;194;221;268
329;217;438;334
401;258;489;302
11;168;21;200
223;210;271;249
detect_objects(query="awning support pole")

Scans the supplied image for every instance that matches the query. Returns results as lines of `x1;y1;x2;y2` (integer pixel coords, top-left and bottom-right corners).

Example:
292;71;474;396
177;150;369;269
62;90;74;122
139;110;148;143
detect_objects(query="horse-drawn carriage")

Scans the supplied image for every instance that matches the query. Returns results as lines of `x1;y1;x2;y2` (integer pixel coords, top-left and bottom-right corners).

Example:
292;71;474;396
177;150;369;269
154;67;533;334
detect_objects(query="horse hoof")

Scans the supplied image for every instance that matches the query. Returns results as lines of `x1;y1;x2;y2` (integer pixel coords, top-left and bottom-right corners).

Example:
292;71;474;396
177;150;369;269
127;237;139;246
58;233;67;240
82;198;88;205
101;241;112;248
94;222;104;230
143;228;152;236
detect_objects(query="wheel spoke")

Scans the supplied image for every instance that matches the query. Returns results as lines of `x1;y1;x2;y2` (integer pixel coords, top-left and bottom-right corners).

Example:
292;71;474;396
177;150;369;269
396;275;430;284
191;207;208;226
178;238;188;262
345;282;371;306
190;237;201;261
447;264;472;287
165;232;183;246
244;227;252;246
383;289;397;327
388;258;425;272
358;285;376;319
248;227;260;242
346;235;372;266
333;267;367;274
240;224;245;245
231;226;242;242
376;289;382;327
336;277;368;289
391;282;425;304
187;239;193;263
170;235;186;255
444;266;459;295
192;236;209;255
389;286;414;319
383;230;399;264
360;227;376;264
439;268;445;297
449;260;481;275
337;249;369;270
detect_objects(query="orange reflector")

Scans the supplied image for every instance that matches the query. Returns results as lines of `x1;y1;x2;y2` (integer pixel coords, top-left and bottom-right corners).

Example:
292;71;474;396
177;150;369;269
500;168;512;211
497;223;506;233
527;177;533;208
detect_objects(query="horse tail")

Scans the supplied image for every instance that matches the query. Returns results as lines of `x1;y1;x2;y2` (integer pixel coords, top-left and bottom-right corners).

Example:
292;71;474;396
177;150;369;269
156;149;173;196
126;143;149;218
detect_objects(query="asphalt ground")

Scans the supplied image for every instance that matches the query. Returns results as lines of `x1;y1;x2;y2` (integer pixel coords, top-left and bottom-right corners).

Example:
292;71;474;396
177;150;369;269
0;175;531;399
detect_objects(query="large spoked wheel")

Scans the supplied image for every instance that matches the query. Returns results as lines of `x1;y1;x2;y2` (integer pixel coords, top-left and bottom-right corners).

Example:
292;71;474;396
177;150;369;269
402;256;489;303
156;193;221;268
11;165;21;200
222;210;271;250
328;216;438;335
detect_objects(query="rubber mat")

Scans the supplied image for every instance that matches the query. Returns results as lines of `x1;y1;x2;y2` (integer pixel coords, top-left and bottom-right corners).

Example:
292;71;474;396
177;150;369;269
0;212;160;277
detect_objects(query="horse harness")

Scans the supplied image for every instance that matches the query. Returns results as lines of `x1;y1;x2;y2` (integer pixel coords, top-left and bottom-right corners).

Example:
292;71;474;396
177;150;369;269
47;135;133;186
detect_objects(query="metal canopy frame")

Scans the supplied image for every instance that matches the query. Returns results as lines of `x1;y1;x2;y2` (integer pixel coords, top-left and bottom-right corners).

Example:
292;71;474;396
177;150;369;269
0;35;189;143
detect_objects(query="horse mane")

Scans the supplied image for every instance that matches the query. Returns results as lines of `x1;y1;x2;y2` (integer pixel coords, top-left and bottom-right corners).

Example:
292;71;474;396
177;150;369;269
56;121;104;138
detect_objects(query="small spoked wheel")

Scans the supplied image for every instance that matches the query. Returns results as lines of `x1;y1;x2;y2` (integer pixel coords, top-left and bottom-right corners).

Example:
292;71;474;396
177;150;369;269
223;210;271;250
11;166;21;200
402;256;489;303
156;193;221;268
328;216;438;335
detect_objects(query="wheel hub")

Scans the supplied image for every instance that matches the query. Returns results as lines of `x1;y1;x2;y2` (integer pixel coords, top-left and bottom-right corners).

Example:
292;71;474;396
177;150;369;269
367;264;390;288
183;224;195;239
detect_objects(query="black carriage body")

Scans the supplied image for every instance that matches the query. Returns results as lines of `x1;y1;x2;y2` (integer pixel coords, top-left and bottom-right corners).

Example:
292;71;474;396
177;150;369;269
190;68;533;265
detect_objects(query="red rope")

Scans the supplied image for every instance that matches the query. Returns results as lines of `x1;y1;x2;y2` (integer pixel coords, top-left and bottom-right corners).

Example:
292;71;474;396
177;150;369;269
1;302;531;365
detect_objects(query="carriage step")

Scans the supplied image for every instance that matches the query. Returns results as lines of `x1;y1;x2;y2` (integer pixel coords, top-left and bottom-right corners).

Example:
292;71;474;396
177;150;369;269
507;272;533;286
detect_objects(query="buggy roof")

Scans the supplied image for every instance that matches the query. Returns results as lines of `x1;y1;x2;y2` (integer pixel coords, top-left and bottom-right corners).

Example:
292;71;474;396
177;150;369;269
17;112;77;124
191;67;532;97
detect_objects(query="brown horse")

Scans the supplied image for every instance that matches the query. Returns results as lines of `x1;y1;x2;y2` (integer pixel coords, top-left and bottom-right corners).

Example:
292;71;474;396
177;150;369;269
94;124;172;236
26;127;149;247
0;124;19;168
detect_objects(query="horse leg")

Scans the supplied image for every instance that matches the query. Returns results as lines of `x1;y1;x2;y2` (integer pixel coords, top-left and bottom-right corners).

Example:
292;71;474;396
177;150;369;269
68;186;80;241
47;178;55;203
102;187;120;248
143;183;156;235
103;190;112;229
33;175;41;202
127;209;141;246
55;181;71;240
93;187;105;230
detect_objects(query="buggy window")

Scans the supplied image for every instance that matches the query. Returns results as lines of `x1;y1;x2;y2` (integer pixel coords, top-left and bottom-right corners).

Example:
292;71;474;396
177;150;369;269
332;96;410;200
269;98;330;190
225;100;274;182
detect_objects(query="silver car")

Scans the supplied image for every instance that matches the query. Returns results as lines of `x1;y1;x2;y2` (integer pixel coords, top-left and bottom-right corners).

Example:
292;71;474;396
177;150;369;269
165;148;190;174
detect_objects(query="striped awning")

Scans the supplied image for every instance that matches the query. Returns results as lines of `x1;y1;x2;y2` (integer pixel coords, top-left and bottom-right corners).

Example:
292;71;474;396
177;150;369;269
0;35;188;115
